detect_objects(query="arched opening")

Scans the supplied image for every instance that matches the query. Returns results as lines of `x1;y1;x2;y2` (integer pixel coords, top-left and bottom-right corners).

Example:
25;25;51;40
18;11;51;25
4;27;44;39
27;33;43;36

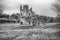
29;13;30;16
29;21;30;25
21;13;22;16
20;22;23;25
32;21;36;26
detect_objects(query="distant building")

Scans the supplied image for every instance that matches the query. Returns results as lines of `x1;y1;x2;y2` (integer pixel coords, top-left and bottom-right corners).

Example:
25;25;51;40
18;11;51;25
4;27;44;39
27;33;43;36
19;5;47;26
23;5;29;11
19;5;38;26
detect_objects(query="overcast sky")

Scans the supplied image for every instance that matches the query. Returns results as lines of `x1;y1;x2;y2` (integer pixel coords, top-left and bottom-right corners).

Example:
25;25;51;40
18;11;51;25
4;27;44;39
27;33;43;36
1;0;57;17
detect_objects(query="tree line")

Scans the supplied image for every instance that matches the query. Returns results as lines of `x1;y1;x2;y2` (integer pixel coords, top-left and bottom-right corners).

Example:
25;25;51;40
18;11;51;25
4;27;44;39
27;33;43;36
0;13;58;23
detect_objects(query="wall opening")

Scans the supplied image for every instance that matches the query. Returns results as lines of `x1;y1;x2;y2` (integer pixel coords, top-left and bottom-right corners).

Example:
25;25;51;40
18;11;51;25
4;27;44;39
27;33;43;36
29;21;30;25
21;13;22;16
21;22;23;25
29;13;30;16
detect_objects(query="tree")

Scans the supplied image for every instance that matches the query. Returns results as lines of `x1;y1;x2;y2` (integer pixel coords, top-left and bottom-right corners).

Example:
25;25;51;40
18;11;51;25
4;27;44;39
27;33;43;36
52;0;60;22
0;0;3;14
11;13;20;19
52;0;60;15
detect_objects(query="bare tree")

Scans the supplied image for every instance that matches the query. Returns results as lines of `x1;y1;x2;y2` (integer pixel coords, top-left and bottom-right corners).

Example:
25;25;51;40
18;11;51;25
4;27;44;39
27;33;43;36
52;0;60;16
0;0;3;14
51;0;60;22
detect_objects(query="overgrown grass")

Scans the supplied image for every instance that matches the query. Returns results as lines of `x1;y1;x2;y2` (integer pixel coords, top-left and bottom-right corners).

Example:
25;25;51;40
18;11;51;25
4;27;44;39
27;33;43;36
0;23;60;40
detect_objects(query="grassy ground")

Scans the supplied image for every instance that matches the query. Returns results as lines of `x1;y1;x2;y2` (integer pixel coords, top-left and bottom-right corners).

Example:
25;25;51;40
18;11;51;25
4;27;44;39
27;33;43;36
0;23;60;40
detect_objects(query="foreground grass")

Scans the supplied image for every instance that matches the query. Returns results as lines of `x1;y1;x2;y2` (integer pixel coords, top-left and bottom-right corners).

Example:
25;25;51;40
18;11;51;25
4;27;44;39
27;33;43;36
0;23;60;40
0;28;60;40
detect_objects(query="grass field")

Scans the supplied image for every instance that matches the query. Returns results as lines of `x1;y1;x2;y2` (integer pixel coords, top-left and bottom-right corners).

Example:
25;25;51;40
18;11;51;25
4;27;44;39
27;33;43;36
0;23;60;40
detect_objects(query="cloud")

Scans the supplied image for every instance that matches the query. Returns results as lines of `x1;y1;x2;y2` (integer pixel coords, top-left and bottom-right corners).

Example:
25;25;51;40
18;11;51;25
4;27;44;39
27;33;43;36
18;0;55;5
3;0;57;17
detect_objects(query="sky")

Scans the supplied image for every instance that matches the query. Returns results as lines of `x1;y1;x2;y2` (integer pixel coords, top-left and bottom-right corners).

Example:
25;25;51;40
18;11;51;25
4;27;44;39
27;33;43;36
1;0;57;17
